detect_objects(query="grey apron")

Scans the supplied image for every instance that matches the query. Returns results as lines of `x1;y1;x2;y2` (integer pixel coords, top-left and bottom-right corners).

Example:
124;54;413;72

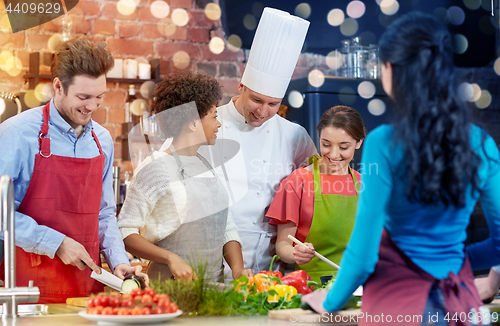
147;147;229;282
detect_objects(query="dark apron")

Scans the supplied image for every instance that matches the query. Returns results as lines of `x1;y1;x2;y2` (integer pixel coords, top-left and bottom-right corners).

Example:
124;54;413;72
361;229;487;326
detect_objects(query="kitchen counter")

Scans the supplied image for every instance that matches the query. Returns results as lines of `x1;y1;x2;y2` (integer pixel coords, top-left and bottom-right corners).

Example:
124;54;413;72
1;299;500;326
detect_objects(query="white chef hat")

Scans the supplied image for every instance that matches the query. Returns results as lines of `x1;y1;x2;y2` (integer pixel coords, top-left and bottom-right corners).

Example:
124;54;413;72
241;7;310;99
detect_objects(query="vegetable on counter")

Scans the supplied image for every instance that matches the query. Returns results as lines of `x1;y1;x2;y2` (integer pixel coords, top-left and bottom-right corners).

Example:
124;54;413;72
280;270;317;294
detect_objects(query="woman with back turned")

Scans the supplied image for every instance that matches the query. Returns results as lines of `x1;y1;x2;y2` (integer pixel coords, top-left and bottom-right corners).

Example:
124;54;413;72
303;12;500;326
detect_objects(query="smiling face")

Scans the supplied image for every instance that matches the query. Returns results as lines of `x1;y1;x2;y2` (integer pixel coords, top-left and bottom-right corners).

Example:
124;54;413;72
318;126;363;175
200;105;221;145
53;74;106;129
235;84;282;127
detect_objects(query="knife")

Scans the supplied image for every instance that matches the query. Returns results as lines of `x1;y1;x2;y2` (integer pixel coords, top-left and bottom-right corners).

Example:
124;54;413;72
82;261;123;292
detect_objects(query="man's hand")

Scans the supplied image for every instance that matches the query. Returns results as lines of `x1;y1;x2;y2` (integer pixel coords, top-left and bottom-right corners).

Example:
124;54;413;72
114;264;150;287
293;242;315;265
56;236;100;274
167;254;195;282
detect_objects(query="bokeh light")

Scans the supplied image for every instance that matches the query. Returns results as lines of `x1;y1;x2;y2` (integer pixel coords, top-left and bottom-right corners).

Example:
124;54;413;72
453;34;468;54
481;0;492;11
340;18;358;36
205;3;221;21
469;83;482;102
171;8;189;26
380;0;399;16
252;2;264;17
494;57;500;76
140;81;156;98
5;56;22;77
308;69;325;88
227;34;242;52
463;0;481;10
446;6;465;25
288;90;304;108
327;9;345;26
130;99;147;116
295;3;311;19
347;1;366;19
209;37;225;54
34;83;53;102
0;51;13;71
24;90;42;108
475;89;492;109
243;14;257;30
338;87;356;105
0;14;12;33
368;99;386;116
358;81;376;99
457;82;474;102
433;7;448;21
48;34;64;52
157;18;177;37
326;50;343;70
116;0;137;16
0;99;5;116
151;1;169;19
173;51;190;69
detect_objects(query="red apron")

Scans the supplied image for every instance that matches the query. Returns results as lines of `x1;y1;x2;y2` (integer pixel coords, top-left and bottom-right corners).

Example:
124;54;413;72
3;102;104;303
361;229;485;326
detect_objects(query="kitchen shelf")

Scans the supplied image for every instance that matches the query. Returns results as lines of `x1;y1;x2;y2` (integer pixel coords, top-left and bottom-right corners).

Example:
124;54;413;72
23;53;162;89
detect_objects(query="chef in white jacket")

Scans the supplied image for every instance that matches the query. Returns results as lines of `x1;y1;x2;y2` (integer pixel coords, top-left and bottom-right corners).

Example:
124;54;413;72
202;7;317;276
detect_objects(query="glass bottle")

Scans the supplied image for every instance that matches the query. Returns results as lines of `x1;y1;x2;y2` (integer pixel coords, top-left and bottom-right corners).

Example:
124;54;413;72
125;85;136;123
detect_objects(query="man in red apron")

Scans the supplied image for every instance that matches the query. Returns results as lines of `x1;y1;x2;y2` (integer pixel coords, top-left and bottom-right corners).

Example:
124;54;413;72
0;39;145;303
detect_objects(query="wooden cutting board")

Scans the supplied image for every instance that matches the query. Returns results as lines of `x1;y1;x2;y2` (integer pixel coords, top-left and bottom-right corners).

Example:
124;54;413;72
268;308;362;324
66;297;89;307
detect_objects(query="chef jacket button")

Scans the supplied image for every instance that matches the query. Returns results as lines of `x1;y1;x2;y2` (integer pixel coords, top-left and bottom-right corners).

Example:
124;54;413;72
225;125;229;128
267;130;270;133
256;192;260;195
253;221;257;225
263;159;266;163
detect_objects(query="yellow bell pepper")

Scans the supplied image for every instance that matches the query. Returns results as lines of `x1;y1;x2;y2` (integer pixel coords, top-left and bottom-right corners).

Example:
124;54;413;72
267;284;298;302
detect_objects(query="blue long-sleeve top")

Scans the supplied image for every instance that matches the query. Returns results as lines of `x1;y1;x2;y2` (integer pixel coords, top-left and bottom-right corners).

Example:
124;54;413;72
324;124;500;311
0;100;129;270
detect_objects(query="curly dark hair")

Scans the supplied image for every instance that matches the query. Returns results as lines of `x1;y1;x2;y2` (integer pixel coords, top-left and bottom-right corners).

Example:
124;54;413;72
317;106;366;142
152;71;222;138
51;38;114;94
379;12;482;207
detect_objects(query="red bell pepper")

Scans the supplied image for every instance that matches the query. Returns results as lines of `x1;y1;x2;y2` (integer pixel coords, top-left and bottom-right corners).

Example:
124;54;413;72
257;255;283;279
280;270;316;295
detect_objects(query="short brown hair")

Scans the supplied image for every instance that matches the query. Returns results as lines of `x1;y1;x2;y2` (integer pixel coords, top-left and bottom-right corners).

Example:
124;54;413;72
51;38;114;94
152;71;222;138
317;105;366;142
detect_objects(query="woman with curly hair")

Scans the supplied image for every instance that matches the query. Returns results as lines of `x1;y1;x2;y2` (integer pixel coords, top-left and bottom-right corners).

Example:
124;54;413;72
117;71;253;282
303;12;500;325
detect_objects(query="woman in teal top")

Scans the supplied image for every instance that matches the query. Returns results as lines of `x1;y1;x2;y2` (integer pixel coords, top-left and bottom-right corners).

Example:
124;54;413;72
303;12;500;326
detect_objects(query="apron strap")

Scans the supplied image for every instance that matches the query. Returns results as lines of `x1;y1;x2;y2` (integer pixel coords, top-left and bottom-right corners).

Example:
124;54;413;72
311;155;360;196
91;130;104;156
39;103;52;158
170;145;216;182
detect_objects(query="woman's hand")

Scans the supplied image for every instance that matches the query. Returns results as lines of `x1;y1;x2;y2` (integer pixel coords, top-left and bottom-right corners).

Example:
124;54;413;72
168;254;195;282
114;264;150;287
293;242;315;265
474;269;500;301
232;268;254;280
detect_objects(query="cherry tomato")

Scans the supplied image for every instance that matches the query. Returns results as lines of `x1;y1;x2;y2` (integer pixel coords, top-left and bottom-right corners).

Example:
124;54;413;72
151;306;163;315
89;306;103;314
142;306;152;315
117;307;130;315
121;298;133;307
169;303;178;313
155;294;170;305
143;287;155;297
121;293;132;301
112;307;120;315
158;298;171;311
131;306;143;315
141;294;153;307
130;288;143;298
109;296;121;308
94;295;110;308
133;295;142;305
87;297;95;309
101;307;114;315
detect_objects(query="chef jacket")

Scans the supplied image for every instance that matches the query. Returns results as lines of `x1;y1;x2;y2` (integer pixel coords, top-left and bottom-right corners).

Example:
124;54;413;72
200;98;317;274
0;100;129;270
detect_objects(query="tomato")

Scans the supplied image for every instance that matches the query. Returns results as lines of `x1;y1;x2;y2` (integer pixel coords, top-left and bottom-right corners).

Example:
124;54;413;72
101;307;114;315
131;306;143;315
94;295;109;308
143;287;155;297
133;295;142;305
121;293;132;301
142;306;152;315
87;297;95;309
151;306;163;315
108;296;121;308
169;303;178;313
112;307;120;315
88;306;103;314
117;307;130;316
121;298;133;307
141;294;153;307
129;288;143;298
158;298;171;311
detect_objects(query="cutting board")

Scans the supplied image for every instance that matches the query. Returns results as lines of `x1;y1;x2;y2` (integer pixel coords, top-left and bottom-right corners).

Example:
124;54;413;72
268;308;362;324
66;297;89;307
